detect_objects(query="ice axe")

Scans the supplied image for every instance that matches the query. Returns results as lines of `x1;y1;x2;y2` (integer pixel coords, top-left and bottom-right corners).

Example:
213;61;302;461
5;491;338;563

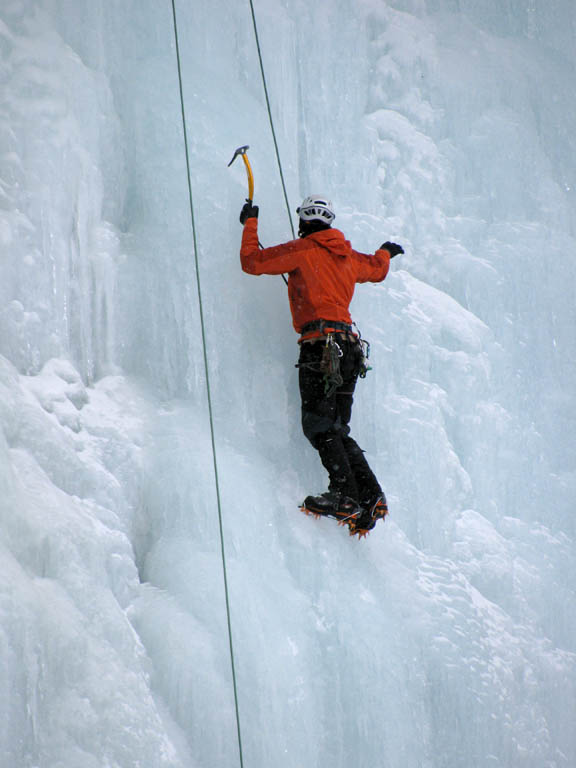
228;145;254;202
228;145;288;286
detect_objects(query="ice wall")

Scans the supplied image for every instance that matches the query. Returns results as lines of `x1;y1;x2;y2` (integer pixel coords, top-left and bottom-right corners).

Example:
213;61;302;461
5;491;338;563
0;1;575;767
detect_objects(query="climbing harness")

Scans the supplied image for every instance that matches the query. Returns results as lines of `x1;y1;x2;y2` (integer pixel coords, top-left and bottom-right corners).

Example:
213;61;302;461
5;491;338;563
170;3;245;768
297;320;373;393
300;319;354;337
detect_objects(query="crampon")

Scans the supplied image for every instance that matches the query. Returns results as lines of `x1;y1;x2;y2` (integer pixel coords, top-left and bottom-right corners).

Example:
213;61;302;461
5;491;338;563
346;497;389;538
300;492;390;538
300;491;362;527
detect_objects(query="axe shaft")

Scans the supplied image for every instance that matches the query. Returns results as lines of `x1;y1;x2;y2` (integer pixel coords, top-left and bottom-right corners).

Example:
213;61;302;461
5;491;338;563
228;145;254;202
242;153;254;202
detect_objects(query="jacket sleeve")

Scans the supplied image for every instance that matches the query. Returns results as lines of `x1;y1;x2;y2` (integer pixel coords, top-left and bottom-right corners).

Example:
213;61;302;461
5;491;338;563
240;218;302;276
353;247;391;284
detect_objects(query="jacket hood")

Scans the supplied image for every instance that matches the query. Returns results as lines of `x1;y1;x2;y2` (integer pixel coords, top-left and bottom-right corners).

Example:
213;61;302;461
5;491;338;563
308;227;352;259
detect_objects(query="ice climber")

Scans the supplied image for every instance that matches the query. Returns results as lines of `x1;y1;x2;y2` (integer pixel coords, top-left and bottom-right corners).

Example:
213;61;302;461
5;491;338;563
239;195;403;537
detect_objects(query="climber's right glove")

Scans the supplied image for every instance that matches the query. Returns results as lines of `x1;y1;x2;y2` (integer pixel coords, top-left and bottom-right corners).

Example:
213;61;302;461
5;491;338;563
380;241;404;258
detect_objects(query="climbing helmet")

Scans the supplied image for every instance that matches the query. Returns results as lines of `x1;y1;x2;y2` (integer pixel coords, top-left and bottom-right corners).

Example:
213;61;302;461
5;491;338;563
296;195;335;224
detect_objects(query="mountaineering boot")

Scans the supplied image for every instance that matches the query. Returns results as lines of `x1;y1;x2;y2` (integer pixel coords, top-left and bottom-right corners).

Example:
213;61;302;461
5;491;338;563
347;495;389;538
301;491;362;523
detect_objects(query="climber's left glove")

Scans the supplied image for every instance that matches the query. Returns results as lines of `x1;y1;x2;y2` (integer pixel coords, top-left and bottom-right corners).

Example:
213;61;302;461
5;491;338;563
240;200;259;224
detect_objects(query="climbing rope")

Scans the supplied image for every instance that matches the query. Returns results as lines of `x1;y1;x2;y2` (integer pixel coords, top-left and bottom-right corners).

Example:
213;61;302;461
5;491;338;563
248;0;296;239
168;4;297;764
169;3;245;767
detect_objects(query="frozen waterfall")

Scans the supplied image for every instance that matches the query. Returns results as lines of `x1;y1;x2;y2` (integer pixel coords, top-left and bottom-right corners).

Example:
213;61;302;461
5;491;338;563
0;1;575;766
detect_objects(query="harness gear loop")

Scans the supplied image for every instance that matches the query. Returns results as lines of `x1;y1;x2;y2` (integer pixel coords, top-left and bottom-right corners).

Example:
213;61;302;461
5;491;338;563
350;323;372;379
321;333;344;396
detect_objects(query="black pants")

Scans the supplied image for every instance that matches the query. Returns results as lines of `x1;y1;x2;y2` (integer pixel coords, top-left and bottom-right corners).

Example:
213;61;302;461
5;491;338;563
298;336;384;506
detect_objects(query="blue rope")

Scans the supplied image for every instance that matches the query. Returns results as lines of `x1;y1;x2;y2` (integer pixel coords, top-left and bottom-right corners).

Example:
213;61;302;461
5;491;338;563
248;0;296;239
170;3;245;766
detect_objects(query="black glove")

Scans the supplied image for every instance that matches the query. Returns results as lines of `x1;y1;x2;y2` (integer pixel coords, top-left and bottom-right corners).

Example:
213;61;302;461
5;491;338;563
380;241;404;258
239;200;259;224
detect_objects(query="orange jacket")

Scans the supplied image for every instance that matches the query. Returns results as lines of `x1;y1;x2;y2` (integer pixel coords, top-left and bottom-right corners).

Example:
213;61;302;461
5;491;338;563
240;218;391;334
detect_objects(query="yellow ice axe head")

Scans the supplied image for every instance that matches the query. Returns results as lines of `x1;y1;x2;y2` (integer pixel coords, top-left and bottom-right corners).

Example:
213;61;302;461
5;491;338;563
228;144;254;202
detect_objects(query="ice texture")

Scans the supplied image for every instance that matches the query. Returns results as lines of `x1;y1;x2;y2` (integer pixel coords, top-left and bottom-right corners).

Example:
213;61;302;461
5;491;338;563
0;1;575;767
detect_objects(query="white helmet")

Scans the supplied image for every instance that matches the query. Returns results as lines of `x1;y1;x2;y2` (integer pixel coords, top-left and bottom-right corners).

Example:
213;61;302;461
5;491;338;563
296;194;335;224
